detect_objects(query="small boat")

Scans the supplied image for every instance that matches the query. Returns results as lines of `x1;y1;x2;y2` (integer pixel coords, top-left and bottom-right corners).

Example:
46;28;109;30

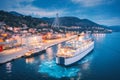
24;49;34;57
24;48;46;57
56;34;94;66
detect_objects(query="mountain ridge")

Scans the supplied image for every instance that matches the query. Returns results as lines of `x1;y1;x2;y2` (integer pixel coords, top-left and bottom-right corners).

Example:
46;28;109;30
0;10;112;32
0;10;46;27
9;11;23;16
40;16;107;28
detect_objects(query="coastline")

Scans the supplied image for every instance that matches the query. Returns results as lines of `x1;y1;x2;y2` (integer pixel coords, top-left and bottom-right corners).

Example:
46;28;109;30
0;35;77;64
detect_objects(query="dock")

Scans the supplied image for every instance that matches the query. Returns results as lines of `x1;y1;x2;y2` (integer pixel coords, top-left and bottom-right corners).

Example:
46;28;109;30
0;35;77;64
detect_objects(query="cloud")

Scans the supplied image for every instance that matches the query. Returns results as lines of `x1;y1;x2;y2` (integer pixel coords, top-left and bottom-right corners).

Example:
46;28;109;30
0;0;34;9
9;5;64;17
80;14;120;26
1;0;64;17
1;0;119;25
94;17;120;26
71;0;113;7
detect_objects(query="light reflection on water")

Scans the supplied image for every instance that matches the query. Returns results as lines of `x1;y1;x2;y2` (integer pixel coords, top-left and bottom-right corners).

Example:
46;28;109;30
46;47;54;60
79;54;93;70
40;54;45;61
25;57;35;64
93;33;106;42
6;62;12;73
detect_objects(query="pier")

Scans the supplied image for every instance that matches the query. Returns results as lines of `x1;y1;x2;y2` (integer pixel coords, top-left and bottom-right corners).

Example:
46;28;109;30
0;35;77;64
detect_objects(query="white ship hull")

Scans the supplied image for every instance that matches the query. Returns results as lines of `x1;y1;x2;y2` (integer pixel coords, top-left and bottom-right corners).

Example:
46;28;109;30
56;42;94;66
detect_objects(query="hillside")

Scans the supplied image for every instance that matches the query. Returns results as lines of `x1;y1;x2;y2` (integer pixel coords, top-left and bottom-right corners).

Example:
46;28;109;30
0;10;111;33
9;11;23;16
0;10;46;27
41;17;111;32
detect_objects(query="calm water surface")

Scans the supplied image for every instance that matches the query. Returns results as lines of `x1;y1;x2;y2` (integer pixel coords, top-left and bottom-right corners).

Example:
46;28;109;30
0;32;120;80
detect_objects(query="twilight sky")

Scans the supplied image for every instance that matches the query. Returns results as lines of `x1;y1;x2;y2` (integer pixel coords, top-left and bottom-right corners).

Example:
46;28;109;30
0;0;120;26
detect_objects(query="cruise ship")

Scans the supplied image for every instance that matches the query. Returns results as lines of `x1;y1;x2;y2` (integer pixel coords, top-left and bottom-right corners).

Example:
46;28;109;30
56;33;94;66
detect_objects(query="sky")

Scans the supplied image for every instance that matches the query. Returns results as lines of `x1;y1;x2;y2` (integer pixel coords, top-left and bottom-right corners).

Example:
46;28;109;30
0;0;120;26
